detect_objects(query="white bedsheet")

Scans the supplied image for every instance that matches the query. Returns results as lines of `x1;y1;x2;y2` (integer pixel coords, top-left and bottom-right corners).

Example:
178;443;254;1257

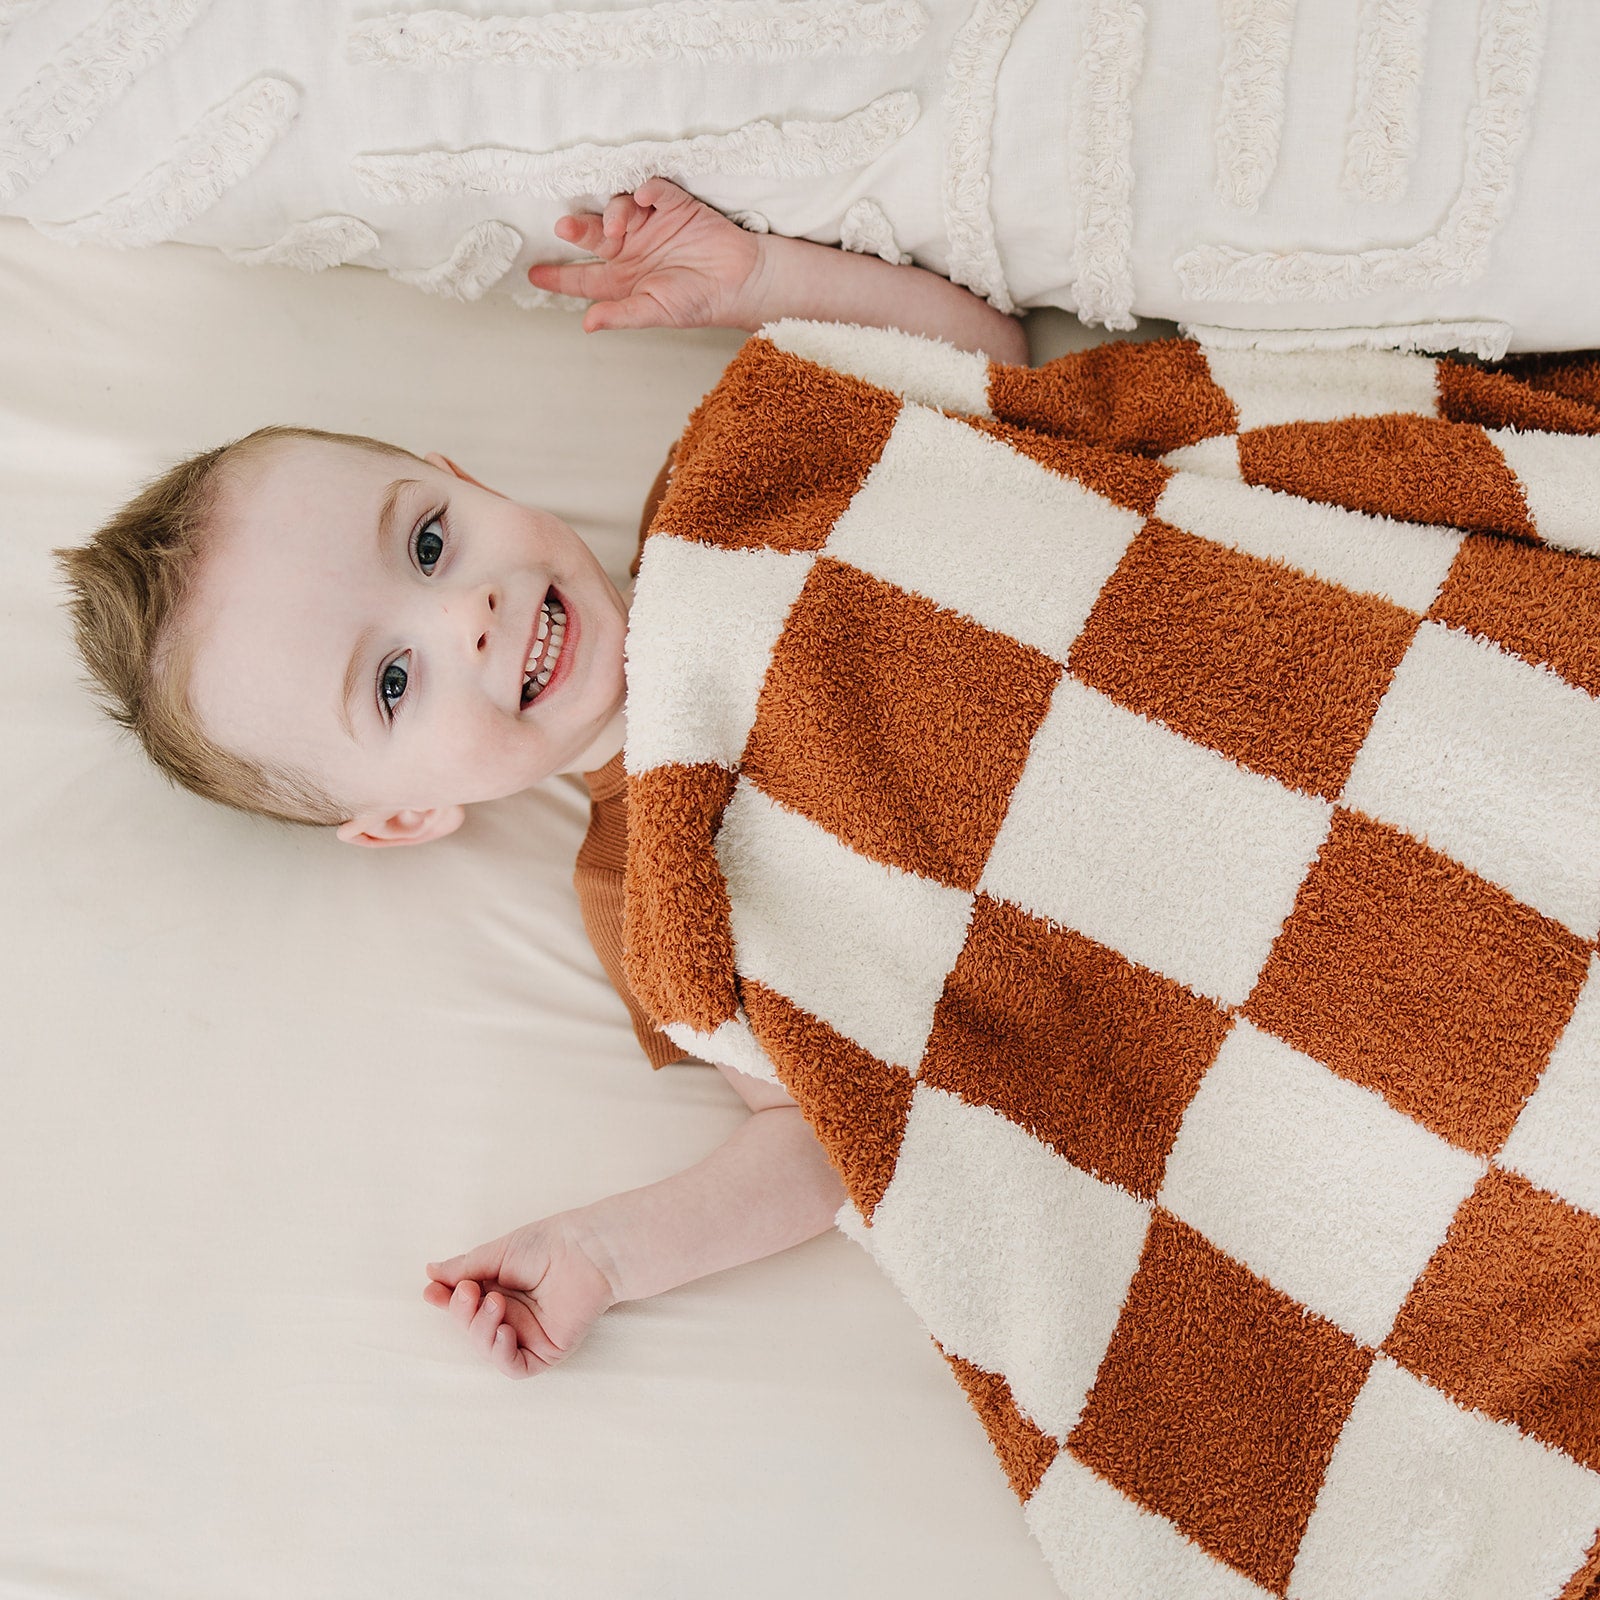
0;220;1086;1599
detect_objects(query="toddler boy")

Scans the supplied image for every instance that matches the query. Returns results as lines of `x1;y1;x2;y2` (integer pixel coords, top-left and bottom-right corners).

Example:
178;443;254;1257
58;179;1027;1377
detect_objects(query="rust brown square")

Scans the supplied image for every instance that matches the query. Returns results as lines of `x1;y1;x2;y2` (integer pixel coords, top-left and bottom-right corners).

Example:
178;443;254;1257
1069;520;1418;799
1430;534;1600;699
1245;810;1590;1155
941;1345;1061;1502
658;339;902;553
1438;356;1600;437
741;979;914;1220
1385;1166;1600;1472
743;559;1061;890
1068;1212;1371;1594
988;337;1238;455
1558;1526;1600;1600
919;896;1229;1199
965;418;1172;517
1238;415;1535;539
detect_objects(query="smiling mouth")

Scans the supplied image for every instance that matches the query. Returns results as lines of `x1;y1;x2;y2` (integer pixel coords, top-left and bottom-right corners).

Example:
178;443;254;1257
521;590;567;706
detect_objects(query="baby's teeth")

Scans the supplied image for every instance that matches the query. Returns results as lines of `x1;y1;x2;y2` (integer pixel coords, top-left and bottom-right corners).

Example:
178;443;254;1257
521;595;568;706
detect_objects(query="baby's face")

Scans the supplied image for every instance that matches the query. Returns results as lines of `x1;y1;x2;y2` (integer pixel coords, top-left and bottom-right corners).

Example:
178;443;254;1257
183;438;628;838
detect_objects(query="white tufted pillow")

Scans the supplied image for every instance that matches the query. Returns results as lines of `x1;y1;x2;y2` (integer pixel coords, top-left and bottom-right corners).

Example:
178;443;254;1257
0;0;1055;308
3;0;1599;354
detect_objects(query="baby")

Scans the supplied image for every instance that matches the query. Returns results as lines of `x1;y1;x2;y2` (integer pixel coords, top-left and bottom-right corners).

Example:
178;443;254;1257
59;179;1027;1378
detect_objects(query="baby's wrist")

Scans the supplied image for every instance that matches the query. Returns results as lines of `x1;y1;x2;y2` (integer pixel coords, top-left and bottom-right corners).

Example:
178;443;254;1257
726;232;786;333
557;1207;625;1306
563;1179;709;1303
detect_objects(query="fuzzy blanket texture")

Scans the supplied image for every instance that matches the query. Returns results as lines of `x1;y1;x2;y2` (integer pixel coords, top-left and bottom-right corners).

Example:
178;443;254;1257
621;321;1600;1599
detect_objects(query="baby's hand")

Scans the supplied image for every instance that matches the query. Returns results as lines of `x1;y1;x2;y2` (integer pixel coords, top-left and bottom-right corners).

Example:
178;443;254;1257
423;1214;617;1379
527;177;764;334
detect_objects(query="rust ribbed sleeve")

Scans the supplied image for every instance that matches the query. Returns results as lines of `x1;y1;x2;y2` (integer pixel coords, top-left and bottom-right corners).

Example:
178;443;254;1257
576;753;688;1068
572;446;689;1069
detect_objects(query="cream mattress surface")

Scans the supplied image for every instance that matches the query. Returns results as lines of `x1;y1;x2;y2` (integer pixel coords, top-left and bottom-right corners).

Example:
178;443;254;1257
0;220;1095;1598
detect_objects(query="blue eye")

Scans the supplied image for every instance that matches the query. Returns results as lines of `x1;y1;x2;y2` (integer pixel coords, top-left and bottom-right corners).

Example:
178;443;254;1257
414;514;445;574
380;650;411;716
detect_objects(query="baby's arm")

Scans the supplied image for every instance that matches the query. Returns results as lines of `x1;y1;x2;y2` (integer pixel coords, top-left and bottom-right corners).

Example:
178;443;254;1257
423;1065;843;1377
528;178;1029;365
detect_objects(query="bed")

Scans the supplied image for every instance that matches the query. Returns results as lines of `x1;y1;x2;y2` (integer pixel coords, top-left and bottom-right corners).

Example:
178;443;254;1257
8;3;1600;1591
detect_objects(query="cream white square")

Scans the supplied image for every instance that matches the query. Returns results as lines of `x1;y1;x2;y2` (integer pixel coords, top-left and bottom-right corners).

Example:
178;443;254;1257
1155;470;1460;613
1342;621;1600;938
663;1013;779;1085
625;536;814;772
981;678;1332;1007
823;403;1144;662
713;781;972;1072
863;1086;1151;1440
1159;1022;1485;1347
1204;347;1440;432
1500;953;1600;1218
1491;426;1600;557
1026;1451;1275;1600
1288;1358;1600;1600
761;319;994;416
1161;434;1242;480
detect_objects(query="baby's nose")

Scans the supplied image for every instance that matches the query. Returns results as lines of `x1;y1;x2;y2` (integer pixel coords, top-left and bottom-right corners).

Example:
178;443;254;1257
452;585;498;655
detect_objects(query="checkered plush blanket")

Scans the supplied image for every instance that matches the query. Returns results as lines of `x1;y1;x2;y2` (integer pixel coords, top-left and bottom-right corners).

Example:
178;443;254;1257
621;321;1600;1600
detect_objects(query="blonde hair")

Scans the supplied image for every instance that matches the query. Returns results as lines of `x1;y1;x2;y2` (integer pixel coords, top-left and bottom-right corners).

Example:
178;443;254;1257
56;424;421;826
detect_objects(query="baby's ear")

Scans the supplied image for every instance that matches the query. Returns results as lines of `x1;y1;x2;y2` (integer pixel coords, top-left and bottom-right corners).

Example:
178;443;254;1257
425;451;493;492
335;805;465;849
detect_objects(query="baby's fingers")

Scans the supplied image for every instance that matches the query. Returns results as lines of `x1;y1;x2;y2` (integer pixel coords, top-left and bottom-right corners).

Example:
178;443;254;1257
583;292;671;333
497;1301;568;1377
469;1290;509;1359
526;259;614;300
599;193;648;256
490;1317;557;1380
445;1278;483;1329
552;211;605;253
491;1322;532;1378
427;1235;511;1288
632;176;693;215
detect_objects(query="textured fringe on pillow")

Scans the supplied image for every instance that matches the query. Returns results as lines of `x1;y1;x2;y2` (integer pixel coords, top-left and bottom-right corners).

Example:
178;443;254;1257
389;219;521;300
353;92;918;202
38;76;299;247
349;0;927;69
1342;0;1433;203
224;214;380;272
839;197;911;265
940;0;1034;314
1176;0;1547;303
1214;0;1297;211
0;0;213;203
1068;0;1144;330
1182;319;1514;361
